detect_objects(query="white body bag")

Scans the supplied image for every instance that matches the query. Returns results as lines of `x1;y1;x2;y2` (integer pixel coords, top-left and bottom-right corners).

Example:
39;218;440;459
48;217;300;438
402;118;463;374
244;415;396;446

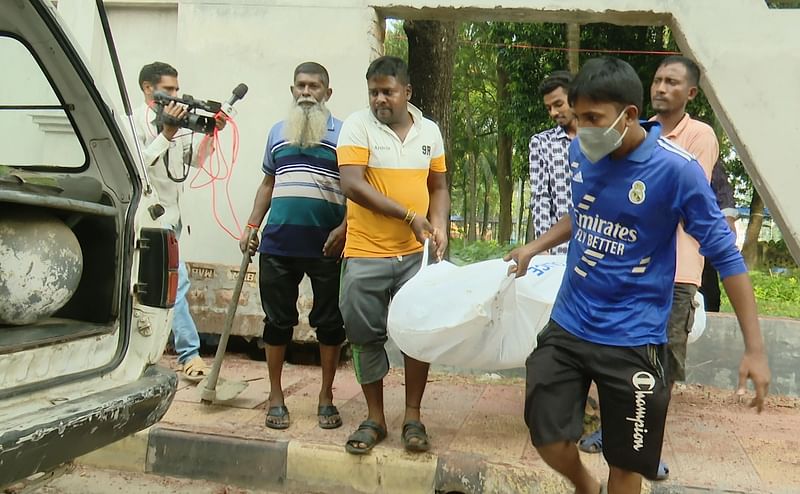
387;250;706;370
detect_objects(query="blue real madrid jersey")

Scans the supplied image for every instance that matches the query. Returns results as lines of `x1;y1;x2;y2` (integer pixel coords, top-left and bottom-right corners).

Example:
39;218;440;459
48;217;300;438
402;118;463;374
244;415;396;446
550;121;746;347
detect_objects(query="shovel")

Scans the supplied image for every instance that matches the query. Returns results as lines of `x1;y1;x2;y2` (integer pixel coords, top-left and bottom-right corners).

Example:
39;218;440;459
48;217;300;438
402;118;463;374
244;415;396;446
199;230;256;404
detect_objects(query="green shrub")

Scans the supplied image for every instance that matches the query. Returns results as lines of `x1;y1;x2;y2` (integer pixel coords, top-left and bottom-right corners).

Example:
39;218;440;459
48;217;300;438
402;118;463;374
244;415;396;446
449;239;511;265
720;269;800;319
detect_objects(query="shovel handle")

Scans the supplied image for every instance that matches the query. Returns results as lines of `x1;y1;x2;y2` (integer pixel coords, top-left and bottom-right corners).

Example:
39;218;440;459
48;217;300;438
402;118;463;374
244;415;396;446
201;229;256;402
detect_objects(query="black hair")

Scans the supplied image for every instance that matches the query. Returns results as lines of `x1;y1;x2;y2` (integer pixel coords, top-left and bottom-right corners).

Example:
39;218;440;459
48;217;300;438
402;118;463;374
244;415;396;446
365;56;410;85
138;61;178;90
294;61;330;88
538;70;573;97
657;55;700;87
568;57;643;113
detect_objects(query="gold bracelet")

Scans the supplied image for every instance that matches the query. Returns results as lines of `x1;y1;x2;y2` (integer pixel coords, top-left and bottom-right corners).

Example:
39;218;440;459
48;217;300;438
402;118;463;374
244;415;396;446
404;209;416;224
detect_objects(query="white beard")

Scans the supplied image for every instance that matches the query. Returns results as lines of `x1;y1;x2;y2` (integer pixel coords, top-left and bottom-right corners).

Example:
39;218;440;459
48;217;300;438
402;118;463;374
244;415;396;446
282;100;330;148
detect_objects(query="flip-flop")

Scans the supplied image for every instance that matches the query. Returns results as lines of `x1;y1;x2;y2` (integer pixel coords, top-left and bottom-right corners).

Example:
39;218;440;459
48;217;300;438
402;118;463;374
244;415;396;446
179;356;208;383
265;405;290;430
578;428;603;454
402;420;431;452
318;404;343;430
345;420;386;455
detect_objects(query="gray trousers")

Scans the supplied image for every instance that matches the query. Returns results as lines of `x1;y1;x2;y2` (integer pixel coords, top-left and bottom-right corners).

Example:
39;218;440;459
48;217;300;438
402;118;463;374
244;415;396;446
339;253;423;384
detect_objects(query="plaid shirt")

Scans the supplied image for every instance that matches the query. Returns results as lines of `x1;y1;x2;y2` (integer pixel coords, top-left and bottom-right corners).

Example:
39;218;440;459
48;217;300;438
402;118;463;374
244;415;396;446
529;126;572;254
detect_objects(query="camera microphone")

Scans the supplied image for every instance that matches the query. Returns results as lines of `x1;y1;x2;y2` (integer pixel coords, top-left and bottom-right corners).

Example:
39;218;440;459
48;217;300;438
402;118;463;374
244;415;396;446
221;83;248;117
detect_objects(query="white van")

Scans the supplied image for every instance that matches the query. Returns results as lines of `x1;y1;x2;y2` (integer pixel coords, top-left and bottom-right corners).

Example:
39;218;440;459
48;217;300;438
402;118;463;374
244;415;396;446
1;0;178;487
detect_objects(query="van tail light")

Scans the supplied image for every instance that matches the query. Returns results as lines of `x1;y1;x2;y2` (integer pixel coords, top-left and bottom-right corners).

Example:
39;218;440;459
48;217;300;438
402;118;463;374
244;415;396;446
166;270;179;306
135;228;180;308
165;230;179;306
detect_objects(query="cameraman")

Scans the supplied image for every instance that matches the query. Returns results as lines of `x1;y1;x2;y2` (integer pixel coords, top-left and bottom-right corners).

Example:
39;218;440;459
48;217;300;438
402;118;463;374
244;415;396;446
134;61;224;382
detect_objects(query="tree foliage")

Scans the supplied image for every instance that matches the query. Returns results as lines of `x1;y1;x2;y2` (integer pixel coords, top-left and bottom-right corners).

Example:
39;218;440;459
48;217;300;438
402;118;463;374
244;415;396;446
389;18;766;257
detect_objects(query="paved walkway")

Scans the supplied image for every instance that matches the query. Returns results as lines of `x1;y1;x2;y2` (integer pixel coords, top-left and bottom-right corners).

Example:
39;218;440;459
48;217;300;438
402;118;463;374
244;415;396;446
86;354;800;493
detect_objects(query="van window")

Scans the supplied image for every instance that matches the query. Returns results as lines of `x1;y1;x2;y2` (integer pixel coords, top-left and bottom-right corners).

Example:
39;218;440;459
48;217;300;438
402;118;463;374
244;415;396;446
0;35;85;168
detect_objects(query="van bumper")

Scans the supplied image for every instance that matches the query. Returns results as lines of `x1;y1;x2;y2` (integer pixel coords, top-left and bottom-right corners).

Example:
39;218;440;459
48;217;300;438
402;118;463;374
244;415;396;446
0;365;177;487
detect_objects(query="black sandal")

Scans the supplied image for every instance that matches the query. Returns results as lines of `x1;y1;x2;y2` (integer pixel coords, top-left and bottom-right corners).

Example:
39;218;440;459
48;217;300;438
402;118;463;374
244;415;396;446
265;405;290;430
402;420;431;452
317;404;343;430
344;419;386;455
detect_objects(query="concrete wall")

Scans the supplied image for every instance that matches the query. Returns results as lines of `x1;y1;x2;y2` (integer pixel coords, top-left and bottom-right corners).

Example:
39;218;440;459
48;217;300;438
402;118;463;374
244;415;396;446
686;313;800;397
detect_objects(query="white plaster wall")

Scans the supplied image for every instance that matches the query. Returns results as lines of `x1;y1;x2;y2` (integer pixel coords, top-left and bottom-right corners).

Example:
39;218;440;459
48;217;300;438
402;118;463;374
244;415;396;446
173;1;380;264
103;6;179;104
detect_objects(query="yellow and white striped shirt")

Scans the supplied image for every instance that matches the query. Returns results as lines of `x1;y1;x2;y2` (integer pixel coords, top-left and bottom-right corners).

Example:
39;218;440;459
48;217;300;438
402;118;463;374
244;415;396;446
337;103;446;258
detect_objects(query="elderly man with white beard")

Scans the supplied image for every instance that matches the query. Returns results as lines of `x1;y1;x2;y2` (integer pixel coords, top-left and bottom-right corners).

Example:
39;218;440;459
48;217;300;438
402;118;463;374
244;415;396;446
240;62;347;430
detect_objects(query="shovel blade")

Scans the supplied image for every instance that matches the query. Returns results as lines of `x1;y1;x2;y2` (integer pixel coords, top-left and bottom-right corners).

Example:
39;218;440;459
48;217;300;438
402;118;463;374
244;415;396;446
197;377;248;402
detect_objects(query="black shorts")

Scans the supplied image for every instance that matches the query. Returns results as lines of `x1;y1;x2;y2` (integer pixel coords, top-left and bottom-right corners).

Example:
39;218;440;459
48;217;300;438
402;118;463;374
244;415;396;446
258;254;345;347
524;320;670;480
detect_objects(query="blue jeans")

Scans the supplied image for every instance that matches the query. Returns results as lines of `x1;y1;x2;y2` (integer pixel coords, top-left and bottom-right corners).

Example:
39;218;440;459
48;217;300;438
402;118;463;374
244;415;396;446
173;261;200;364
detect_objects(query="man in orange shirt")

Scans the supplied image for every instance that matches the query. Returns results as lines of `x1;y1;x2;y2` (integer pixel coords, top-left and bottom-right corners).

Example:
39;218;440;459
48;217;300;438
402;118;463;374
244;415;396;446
651;56;719;395
578;56;722;481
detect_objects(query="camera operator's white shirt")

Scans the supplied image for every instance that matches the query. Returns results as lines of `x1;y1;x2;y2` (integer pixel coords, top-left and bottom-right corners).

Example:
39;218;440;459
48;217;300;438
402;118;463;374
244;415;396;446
133;103;210;230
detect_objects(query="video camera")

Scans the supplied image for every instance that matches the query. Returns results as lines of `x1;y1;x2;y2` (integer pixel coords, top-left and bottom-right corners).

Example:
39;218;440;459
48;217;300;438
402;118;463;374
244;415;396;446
153;83;248;135
153;92;220;135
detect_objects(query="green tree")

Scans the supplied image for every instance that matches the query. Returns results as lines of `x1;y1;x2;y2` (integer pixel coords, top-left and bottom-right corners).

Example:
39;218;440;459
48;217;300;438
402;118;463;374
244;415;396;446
399;19;766;255
492;23;567;243
451;23;498;241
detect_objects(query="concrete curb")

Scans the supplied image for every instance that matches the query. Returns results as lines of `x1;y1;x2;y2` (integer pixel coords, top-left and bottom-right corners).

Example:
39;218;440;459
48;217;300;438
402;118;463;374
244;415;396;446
76;424;765;494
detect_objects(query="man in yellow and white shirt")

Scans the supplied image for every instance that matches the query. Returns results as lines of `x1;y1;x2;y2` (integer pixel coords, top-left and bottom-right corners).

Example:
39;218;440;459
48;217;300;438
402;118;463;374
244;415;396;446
336;56;450;456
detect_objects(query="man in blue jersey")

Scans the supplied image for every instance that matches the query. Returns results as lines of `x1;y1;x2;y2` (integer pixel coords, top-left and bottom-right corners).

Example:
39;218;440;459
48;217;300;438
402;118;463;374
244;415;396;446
505;57;770;494
241;62;347;431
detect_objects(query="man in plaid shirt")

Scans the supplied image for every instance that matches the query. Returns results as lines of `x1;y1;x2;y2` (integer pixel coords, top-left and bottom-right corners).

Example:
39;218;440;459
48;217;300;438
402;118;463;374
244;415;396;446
529;71;577;254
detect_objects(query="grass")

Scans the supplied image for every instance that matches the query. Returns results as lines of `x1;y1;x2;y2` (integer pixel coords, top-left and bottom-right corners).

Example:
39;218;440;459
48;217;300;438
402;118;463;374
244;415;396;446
451;240;800;319
448;238;512;266
720;269;800;319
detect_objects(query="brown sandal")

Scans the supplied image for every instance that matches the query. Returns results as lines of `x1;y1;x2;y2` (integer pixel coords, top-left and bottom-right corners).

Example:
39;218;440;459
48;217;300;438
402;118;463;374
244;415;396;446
265;405;290;430
318;405;343;429
402;420;431;452
345;420;386;455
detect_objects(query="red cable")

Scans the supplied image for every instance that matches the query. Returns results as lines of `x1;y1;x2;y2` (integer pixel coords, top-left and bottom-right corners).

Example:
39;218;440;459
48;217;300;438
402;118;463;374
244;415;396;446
144;102;243;240
189;112;243;240
474;40;681;56
222;117;242;235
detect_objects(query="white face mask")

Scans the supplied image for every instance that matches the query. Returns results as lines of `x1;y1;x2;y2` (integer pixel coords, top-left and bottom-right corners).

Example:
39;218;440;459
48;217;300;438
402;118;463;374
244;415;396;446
577;108;630;163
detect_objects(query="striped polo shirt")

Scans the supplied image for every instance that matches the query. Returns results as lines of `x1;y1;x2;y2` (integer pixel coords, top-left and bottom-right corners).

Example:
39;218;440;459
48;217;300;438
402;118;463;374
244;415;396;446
258;114;346;258
336;103;446;258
